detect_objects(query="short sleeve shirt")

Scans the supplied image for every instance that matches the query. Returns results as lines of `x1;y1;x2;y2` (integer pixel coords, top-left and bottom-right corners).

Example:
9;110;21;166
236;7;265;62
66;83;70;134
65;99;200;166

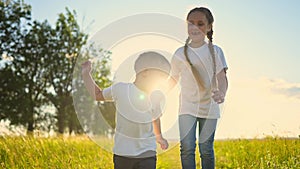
171;43;228;119
103;82;164;156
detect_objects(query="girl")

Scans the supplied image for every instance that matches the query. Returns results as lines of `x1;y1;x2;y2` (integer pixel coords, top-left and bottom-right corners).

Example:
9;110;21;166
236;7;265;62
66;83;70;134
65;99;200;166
169;7;228;169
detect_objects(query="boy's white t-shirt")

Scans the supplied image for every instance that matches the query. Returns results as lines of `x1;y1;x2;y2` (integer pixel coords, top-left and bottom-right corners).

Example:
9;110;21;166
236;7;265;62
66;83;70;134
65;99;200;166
102;82;163;157
171;43;228;119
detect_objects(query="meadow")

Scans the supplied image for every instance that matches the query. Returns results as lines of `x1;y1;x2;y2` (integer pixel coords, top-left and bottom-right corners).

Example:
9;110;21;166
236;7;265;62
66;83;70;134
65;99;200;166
0;136;299;169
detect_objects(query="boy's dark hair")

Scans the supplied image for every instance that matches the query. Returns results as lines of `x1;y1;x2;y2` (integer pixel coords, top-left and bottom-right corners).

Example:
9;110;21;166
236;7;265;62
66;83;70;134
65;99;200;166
134;51;171;74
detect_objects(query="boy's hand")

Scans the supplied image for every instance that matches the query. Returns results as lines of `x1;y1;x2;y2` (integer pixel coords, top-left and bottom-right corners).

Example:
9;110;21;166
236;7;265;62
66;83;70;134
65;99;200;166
156;136;169;150
81;61;92;75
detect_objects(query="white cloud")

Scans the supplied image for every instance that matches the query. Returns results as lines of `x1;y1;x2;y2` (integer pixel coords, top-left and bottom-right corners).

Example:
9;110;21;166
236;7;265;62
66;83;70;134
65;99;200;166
216;77;300;139
266;78;300;100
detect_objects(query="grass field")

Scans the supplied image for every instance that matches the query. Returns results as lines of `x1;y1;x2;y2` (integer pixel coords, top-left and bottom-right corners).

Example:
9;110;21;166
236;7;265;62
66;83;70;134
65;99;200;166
0;136;299;169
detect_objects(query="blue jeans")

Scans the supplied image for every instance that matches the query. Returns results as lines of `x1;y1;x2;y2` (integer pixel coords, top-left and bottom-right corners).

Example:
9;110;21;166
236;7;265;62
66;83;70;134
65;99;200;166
179;114;217;169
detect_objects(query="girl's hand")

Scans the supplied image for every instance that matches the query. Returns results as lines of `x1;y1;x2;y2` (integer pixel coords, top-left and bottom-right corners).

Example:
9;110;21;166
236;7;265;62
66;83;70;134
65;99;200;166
212;89;225;104
156;137;169;150
81;60;92;75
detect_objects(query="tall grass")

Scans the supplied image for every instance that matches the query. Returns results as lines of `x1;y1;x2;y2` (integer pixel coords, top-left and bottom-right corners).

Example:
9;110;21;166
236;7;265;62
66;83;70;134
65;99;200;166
0;136;299;169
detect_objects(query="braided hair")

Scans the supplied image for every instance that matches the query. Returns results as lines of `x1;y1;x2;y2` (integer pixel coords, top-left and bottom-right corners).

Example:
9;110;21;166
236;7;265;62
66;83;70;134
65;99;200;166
184;7;218;90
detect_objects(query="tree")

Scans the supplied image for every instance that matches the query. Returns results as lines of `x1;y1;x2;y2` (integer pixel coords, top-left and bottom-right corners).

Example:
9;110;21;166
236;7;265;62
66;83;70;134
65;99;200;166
0;0;114;135
0;0;46;133
0;0;31;59
0;0;30;116
18;20;57;133
42;8;88;134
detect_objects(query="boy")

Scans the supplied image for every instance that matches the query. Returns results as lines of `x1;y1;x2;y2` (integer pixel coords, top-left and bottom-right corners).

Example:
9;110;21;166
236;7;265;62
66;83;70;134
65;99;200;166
81;51;170;169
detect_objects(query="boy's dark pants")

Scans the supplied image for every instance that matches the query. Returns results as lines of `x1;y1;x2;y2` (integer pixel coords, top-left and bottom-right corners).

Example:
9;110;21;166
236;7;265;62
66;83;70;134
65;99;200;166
113;154;156;169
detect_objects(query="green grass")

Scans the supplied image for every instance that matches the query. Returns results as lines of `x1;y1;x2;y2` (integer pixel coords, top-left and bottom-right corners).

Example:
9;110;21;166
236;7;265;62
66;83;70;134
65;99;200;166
0;136;299;169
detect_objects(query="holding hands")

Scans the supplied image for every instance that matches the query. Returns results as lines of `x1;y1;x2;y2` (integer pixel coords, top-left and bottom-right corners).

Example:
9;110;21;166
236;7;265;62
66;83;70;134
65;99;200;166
212;89;225;104
156;136;169;150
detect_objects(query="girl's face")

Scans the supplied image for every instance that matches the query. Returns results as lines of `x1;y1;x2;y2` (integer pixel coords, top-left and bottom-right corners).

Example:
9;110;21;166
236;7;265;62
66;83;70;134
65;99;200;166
187;11;212;43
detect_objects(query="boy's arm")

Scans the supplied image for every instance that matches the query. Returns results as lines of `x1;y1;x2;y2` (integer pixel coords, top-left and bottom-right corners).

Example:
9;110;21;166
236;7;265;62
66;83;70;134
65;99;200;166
152;118;168;150
153;118;163;139
81;61;105;101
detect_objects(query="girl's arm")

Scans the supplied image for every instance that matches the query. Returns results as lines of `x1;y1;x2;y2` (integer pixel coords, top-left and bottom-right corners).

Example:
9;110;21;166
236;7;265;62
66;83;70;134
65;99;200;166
81;61;105;101
159;75;179;94
212;69;228;104
152;118;168;150
168;75;179;91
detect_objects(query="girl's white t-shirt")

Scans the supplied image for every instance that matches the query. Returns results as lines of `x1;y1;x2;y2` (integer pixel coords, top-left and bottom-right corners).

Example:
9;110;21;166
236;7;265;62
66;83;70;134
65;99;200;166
171;43;228;119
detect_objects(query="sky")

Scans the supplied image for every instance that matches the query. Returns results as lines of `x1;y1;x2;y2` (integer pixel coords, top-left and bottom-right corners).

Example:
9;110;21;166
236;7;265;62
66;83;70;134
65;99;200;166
20;0;300;139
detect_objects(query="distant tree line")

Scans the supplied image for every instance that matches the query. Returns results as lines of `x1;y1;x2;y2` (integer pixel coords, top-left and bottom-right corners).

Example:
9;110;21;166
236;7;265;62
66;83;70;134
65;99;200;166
0;0;115;135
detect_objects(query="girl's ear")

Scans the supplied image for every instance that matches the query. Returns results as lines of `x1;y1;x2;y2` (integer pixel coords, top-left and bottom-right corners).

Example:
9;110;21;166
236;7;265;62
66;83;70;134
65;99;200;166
207;24;212;33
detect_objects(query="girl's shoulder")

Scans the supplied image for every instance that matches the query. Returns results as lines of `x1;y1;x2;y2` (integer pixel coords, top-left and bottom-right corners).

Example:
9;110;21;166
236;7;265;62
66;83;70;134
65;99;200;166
172;46;185;60
174;46;185;54
212;44;224;54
